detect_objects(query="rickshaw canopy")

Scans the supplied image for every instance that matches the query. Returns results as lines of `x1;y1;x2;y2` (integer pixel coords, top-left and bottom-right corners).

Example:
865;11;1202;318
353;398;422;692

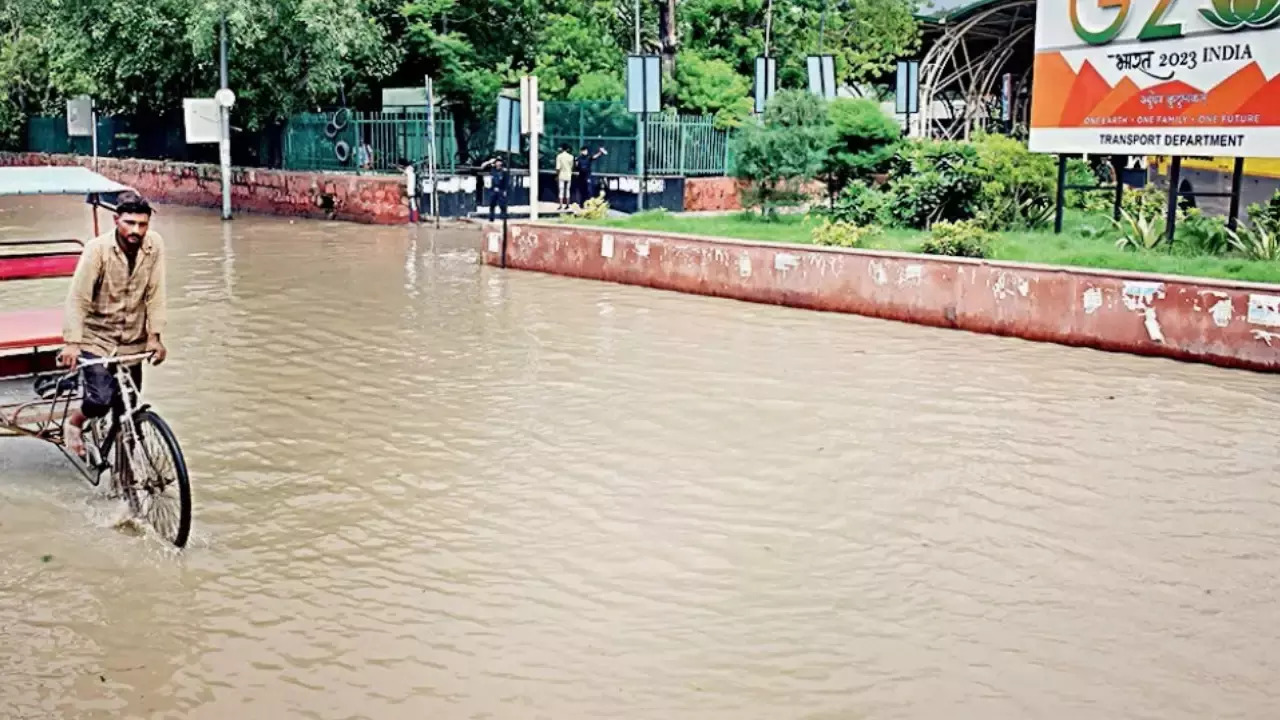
0;166;134;206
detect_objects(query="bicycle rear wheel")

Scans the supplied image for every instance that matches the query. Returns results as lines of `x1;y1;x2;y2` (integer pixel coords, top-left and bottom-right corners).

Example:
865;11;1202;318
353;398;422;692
124;410;192;548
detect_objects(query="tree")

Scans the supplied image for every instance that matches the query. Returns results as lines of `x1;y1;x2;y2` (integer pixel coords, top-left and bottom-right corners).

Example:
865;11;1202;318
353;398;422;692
534;11;624;99
824;97;901;194
670;51;748;115
731;90;833;214
679;0;920;92
568;72;626;101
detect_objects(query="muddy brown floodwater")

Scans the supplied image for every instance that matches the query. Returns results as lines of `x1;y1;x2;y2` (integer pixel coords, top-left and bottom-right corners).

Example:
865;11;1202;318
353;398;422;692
1;196;1279;719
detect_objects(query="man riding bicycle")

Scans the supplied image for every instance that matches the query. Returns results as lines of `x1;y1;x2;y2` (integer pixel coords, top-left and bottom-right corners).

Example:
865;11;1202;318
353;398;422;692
57;191;168;457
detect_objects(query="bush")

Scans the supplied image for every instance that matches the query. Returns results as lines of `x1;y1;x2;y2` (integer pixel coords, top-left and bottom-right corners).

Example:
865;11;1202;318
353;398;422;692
827;180;889;226
824;98;901;193
921;219;992;258
1065;159;1105;210
972;133;1055;231
574;192;610;219
1113;209;1166;251
1174;209;1232;256
1229;223;1280;261
731;90;834;215
884;140;983;228
1247;190;1280;234
1123;183;1173;219
811;219;883;248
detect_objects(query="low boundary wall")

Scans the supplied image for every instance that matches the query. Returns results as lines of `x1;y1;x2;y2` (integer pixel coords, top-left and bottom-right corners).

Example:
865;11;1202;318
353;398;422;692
480;222;1280;373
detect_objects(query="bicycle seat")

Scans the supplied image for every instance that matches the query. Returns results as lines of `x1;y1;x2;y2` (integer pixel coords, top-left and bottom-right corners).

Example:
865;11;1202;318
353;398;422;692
34;373;79;400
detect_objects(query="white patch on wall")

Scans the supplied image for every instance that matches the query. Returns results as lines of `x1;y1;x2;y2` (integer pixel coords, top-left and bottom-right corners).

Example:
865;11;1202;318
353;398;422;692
774;253;800;272
1247;293;1280;327
1082;287;1103;315
899;264;923;286
608;176;667;194
601;234;615;258
868;260;888;287
739;254;752;278
1209;298;1233;328
1143;308;1165;343
992;271;1030;300
423;176;476;194
635;238;651;258
1253;329;1280;347
487;232;500;253
1121;282;1166;343
1122;281;1165;311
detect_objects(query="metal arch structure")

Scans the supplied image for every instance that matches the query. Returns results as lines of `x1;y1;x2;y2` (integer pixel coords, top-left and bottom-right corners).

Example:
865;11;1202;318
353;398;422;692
916;0;1037;140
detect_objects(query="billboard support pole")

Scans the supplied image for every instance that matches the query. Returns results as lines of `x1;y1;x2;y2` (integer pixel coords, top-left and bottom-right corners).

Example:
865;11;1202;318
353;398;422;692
1165;156;1183;244
1054;155;1067;235
1228;157;1245;232
1111;156;1124;223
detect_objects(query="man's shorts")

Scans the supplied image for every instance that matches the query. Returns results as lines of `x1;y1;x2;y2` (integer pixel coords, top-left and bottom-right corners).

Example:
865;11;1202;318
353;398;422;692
80;351;143;419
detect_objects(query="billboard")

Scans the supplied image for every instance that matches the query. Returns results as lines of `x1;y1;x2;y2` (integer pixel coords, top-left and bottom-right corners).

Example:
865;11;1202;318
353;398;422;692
1029;0;1280;157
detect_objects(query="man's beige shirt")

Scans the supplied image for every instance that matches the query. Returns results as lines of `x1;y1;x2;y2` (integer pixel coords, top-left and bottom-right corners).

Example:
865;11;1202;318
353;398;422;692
63;230;167;357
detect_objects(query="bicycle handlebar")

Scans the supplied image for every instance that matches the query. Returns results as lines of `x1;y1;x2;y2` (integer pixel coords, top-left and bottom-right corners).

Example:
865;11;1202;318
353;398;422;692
74;352;154;369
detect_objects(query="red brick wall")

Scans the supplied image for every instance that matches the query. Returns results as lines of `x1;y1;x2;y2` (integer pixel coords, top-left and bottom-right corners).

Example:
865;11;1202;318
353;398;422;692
0;152;410;225
481;222;1280;373
683;177;828;212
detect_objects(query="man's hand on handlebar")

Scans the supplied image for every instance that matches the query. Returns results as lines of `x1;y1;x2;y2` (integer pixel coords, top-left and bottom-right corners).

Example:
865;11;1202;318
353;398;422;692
147;335;167;366
57;343;81;370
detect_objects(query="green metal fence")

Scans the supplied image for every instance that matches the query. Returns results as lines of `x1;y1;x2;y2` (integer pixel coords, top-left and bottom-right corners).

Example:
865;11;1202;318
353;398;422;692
22;101;731;178
282;112;457;174
645;114;730;176
458;101;731;176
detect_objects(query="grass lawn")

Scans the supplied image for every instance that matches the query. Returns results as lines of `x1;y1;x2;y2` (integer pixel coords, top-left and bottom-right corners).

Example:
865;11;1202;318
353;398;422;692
571;210;1280;285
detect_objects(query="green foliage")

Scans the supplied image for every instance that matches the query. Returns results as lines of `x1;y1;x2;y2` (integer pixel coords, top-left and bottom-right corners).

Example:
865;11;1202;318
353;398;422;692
921;219;992;258
1228;223;1280;261
971;133;1055;231
568;72;626;101
811;219;883;248
827;180;889;226
731;90;834;214
1113;209;1166;251
763;89;830;128
824;98;901;193
1174;209;1232;256
884;139;983;229
533;12;625;98
712;98;756;130
671;50;750;116
1064;159;1102;210
679;0;919;90
1122;183;1174;219
1246;190;1280;233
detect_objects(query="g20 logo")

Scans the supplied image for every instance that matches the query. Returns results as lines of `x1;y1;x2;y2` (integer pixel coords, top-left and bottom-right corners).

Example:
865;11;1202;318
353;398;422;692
1071;0;1280;45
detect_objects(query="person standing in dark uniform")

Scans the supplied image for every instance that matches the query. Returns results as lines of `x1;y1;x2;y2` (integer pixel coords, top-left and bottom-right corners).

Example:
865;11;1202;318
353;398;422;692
479;156;511;222
572;146;607;206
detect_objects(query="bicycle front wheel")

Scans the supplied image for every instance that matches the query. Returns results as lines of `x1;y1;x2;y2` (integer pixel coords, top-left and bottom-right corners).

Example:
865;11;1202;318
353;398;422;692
128;410;193;548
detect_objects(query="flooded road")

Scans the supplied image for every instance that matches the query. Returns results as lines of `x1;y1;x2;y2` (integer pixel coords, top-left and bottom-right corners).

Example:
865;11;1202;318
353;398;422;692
2;196;1279;719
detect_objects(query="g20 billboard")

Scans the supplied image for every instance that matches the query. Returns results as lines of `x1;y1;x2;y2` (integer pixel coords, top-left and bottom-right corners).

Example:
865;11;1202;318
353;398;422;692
1029;0;1280;157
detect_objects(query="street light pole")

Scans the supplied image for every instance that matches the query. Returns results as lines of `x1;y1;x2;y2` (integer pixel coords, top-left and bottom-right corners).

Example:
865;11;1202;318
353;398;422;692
219;12;232;220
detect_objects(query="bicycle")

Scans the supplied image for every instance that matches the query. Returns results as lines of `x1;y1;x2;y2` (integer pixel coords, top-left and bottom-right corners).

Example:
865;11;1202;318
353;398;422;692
3;352;193;548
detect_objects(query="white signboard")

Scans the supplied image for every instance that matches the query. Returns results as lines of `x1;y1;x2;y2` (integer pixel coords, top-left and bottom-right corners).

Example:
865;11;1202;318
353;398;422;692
1029;0;1280;157
183;98;221;144
66;96;93;137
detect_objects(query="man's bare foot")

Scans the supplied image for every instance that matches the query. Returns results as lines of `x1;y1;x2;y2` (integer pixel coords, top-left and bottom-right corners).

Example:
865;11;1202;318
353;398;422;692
64;423;85;457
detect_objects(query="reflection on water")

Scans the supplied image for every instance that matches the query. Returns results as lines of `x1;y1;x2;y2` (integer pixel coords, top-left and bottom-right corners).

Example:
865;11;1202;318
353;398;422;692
2;196;1279;719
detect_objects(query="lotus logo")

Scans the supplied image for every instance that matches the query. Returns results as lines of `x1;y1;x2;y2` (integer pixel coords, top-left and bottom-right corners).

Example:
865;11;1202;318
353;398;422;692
1201;0;1280;30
